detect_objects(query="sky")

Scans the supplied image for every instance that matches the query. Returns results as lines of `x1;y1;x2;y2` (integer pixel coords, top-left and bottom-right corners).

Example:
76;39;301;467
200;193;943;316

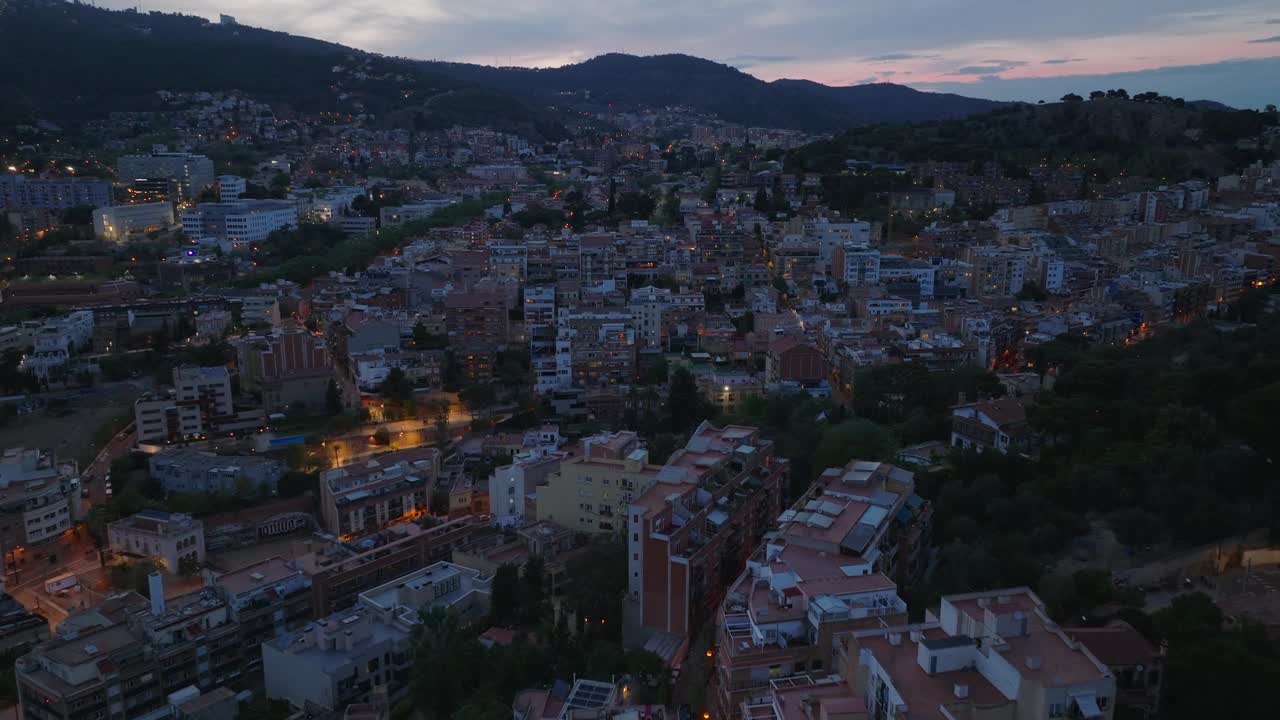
104;1;1280;108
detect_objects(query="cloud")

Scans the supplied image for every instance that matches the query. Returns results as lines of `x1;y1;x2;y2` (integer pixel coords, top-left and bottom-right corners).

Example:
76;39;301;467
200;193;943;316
947;60;1028;75
723;54;798;68
916;56;1280;109
1043;58;1084;64
1267;19;1280;24
864;52;936;63
1247;35;1280;43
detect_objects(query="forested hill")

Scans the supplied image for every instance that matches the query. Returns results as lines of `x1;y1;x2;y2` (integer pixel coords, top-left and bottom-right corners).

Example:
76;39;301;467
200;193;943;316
0;0;560;137
789;95;1278;176
421;53;1009;131
0;1;1006;132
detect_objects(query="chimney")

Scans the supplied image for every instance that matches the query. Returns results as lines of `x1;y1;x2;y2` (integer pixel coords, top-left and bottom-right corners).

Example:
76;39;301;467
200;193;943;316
1025;655;1042;670
953;683;970;700
887;632;902;646
148;572;165;616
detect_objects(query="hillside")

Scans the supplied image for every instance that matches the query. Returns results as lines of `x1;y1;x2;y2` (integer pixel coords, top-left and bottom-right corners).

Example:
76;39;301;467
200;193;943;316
423;53;1009;131
0;2;1006;133
789;97;1278;176
0;0;559;137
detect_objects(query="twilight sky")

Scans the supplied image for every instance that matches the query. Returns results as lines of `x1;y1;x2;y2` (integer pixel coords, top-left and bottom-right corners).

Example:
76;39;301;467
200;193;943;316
106;1;1280;107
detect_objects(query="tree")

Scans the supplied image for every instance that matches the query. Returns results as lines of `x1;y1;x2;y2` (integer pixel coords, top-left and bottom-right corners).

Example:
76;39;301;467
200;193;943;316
1060;93;1083;103
813;419;898;470
607;177;617;215
279;470;317;497
325;379;343;414
667;367;708;433
1089;90;1106;100
459;383;498;421
519;556;547;625
379;367;413;405
373;427;392;446
488;564;521;626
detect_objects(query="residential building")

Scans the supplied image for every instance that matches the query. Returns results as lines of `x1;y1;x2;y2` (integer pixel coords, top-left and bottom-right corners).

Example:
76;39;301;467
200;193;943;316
840;588;1117;720
16;581;243;720
261;563;490;711
0;447;82;549
967;247;1027;298
148;450;283;495
296;515;487;617
696;371;764;415
444;291;510;356
627;422;788;655
0;176;113;210
107;510;205;571
554;310;637;389
489;450;563;524
92;202;175;242
779;460;929;590
358;561;493;627
180;201;298;249
950;398;1029;454
1070;621;1163;719
135;366;265;444
118;152;216;199
713;547;906;717
214;556;313;676
535;431;662;534
318;447;441;538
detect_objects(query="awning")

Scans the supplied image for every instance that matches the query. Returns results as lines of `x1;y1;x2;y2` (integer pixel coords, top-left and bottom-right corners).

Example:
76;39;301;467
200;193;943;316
1071;693;1103;719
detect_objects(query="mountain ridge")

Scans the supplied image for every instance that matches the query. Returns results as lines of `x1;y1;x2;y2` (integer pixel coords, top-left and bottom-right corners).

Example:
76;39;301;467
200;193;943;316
0;0;1008;132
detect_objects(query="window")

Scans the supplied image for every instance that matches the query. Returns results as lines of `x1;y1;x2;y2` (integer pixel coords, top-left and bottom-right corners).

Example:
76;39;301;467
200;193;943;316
1048;703;1064;718
1097;698;1109;710
812;659;823;671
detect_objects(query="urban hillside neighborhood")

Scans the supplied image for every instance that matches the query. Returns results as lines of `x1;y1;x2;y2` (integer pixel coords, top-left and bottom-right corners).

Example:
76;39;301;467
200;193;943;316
0;3;1279;720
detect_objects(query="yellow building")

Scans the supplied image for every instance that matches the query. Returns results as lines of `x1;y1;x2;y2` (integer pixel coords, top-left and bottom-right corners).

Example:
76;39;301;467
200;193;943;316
535;431;664;534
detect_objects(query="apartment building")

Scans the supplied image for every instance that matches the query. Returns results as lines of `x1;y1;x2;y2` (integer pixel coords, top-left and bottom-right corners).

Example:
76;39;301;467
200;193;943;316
554;310;637;389
836;588;1117;720
535;431;663;534
627;423;788;650
833;245;881;287
714;551;906;718
489;450;564;523
117;153;216;199
147;450;282;495
0;447;82;549
950;398;1030;454
262;560;488;711
318;447;442;538
781;460;930;592
296;515;486;617
0;176;113;210
213;557;313;678
17;579;242;720
445;289;509;356
107;510;205;571
135;366;265;444
358;561;493;628
967;247;1027;298
92;202;175;243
